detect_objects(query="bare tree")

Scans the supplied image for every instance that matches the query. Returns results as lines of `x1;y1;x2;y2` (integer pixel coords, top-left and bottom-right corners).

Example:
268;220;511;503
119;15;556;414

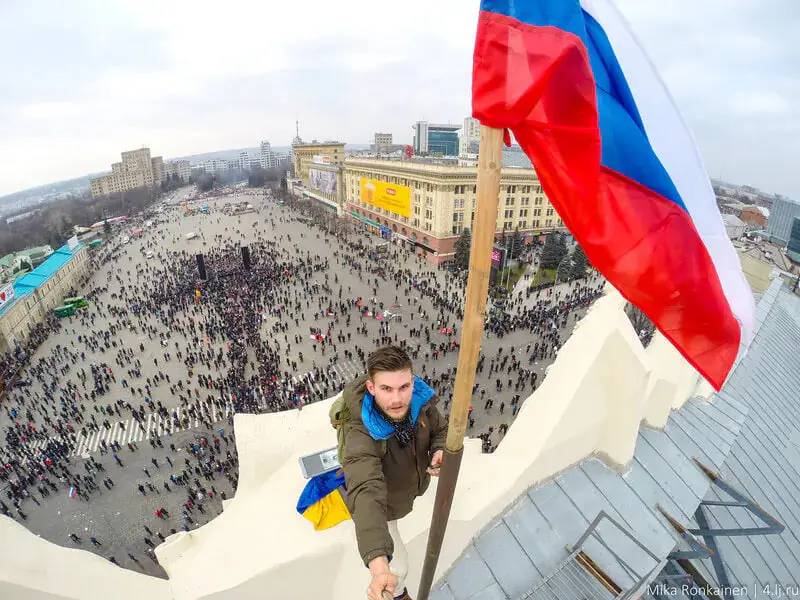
0;186;158;256
624;302;656;347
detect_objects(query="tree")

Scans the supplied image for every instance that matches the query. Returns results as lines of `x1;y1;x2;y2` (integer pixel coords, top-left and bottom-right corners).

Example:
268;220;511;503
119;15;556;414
569;243;589;280
280;176;288;191
453;228;472;271
540;232;567;270
625;303;656;347
556;254;572;282
103;219;112;236
248;167;266;188
504;227;524;258
196;173;214;192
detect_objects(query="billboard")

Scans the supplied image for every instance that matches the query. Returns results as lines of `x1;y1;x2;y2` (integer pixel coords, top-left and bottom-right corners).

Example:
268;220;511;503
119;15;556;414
309;169;337;195
491;245;506;270
359;178;411;218
0;283;15;313
313;155;331;165
67;235;79;250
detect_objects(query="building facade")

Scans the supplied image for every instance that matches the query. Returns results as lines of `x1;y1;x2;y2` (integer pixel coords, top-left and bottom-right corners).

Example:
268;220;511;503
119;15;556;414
459;117;481;156
0;243;90;352
412;122;460;156
722;214;745;240
261;141;278;170
374;133;393;154
740;205;768;229
239;151;250;172
150;156;164;186
201;159;232;175
343;158;565;264
291;141;345;183
301;163;345;216
90;147;163;197
787;218;800;264
164;160;192;183
766;196;800;245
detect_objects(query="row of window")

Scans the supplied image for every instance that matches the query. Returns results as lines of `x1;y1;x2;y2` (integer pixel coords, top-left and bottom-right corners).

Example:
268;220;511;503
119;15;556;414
347;172;544;197
355;196;559;230
452;218;559;235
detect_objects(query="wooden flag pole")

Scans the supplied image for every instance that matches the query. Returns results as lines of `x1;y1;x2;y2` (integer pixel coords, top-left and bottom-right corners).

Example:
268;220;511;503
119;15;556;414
417;125;504;600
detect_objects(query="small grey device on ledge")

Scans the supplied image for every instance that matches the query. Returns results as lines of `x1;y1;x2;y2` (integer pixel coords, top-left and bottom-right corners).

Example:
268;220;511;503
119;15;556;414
298;446;341;479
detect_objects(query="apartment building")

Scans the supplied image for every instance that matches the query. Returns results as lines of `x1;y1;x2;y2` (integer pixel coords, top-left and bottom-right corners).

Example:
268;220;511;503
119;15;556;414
201;159;232;175
164;160;192;182
90;147;164;197
459;117;481;156
343;158;565;263
374;133;393;154
261;141;278;169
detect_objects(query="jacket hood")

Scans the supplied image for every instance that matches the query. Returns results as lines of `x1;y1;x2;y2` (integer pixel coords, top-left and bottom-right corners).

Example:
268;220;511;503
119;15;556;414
343;373;436;441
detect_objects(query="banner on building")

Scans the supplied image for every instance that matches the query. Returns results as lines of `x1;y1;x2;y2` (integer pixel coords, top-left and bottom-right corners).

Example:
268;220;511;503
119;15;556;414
0;283;16;313
67;235;79;250
313;155;331;165
491;245;506;270
309;169;337;195
359;178;411;218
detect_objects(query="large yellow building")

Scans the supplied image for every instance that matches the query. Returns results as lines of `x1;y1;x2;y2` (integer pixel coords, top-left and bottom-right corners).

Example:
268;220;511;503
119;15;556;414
291;141;345;183
90;147;164;197
342;158;565;263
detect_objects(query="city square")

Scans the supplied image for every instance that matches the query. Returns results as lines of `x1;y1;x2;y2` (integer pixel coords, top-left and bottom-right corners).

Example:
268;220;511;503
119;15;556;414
1;187;605;577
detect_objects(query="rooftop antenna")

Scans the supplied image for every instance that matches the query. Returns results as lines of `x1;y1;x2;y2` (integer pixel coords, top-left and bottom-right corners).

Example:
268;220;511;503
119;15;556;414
296;119;300;139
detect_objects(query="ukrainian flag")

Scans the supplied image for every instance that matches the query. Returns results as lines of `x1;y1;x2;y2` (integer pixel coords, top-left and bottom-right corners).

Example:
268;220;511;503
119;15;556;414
296;469;351;530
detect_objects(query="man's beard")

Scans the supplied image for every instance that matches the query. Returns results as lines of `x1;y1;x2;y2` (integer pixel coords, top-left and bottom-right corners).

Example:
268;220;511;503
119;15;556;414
376;403;409;422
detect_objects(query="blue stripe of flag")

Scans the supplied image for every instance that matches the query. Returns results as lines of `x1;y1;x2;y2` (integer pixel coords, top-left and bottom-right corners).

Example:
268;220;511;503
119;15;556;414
479;0;687;213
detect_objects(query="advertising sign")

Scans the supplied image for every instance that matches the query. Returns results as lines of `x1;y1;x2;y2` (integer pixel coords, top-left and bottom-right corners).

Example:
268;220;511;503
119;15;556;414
0;283;15;313
491;245;506;270
359;178;411;218
313;155;331;165
67;235;79;250
309;169;337;195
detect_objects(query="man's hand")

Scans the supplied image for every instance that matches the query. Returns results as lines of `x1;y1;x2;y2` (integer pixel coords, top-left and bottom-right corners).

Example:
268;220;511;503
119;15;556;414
367;556;397;600
427;449;444;476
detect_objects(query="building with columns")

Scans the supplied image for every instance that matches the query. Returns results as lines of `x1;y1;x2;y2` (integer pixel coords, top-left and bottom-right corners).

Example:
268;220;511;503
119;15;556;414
343;158;565;263
291;141;345;182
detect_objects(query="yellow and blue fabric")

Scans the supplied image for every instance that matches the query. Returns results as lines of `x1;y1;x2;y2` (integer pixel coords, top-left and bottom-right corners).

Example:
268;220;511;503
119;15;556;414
296;469;350;530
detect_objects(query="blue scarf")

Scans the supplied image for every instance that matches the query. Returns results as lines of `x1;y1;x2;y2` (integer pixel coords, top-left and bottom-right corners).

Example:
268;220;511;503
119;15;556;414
361;376;435;442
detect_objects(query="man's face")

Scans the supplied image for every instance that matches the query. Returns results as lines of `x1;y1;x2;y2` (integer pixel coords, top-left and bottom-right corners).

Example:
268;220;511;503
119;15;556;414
366;369;414;421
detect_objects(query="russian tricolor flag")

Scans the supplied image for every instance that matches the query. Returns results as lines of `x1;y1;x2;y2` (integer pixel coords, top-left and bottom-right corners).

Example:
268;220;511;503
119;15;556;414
473;0;754;390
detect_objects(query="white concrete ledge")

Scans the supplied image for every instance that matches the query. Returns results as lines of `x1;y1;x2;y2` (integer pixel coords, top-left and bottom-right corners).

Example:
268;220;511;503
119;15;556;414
0;517;171;600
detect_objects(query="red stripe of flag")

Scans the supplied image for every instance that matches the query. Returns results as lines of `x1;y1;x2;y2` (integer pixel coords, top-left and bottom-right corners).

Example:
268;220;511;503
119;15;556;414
472;10;739;389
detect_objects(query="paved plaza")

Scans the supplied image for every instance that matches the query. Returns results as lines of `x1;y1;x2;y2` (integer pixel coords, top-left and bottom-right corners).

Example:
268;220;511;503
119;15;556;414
1;188;605;577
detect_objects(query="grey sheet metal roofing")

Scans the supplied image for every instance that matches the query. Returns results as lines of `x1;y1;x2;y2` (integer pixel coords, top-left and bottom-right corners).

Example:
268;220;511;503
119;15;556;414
432;279;799;599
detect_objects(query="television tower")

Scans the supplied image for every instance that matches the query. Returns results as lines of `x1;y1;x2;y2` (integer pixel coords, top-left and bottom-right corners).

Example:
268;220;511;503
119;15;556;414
292;119;303;146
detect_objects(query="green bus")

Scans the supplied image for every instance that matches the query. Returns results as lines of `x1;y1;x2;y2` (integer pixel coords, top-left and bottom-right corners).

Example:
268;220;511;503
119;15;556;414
54;305;76;318
63;296;89;309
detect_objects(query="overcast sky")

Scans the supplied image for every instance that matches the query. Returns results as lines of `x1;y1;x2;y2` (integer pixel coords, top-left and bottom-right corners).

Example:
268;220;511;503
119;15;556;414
0;0;797;198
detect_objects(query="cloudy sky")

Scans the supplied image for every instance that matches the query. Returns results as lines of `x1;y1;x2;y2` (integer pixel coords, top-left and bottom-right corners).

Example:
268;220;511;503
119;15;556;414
0;0;797;198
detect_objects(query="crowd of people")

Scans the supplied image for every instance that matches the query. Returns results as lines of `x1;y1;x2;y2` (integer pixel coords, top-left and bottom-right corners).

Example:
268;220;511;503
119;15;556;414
0;187;606;572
